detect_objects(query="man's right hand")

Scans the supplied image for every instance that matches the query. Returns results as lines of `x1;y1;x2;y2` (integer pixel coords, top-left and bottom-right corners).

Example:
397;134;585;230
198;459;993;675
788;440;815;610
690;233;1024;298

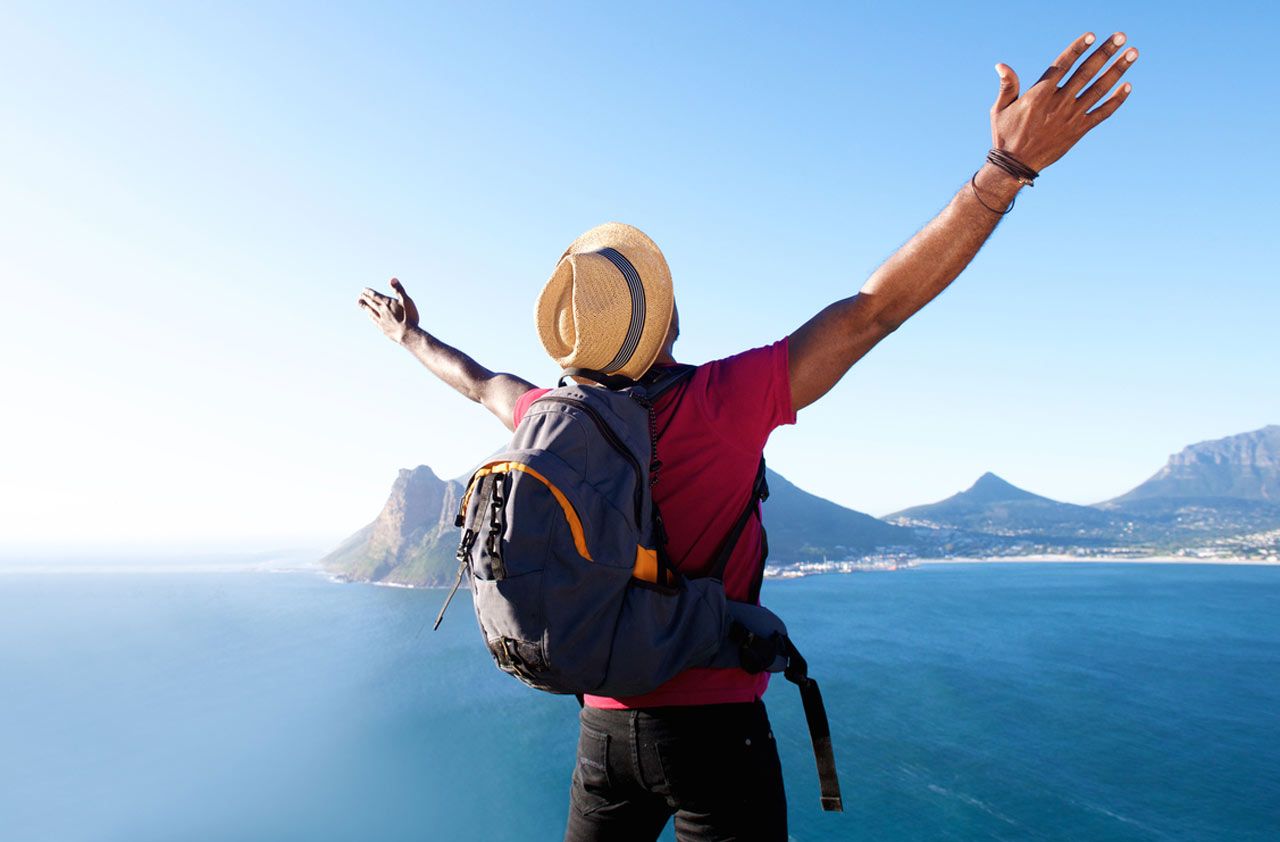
990;31;1138;173
358;277;420;345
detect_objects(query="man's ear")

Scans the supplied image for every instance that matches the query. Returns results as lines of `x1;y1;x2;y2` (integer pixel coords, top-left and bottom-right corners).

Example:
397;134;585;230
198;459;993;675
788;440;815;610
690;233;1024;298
660;306;679;357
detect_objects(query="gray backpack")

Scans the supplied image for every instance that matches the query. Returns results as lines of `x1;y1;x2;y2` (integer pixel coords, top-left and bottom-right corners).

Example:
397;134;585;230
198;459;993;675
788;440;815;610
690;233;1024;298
434;365;842;812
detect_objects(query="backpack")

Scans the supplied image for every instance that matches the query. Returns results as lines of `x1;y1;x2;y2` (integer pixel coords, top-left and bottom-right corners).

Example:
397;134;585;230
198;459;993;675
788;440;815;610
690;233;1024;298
434;364;843;812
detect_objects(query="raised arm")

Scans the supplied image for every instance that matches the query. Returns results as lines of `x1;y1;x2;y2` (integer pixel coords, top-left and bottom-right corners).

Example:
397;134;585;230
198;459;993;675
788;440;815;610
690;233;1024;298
789;31;1137;412
359;279;534;431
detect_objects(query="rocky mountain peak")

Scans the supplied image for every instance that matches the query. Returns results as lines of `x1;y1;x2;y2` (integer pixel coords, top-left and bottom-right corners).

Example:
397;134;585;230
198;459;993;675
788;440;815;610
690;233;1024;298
962;472;1040;503
1111;424;1280;503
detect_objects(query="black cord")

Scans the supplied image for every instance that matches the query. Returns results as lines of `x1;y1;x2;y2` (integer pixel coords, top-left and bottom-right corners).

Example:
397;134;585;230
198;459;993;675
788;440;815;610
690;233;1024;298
970;171;1016;215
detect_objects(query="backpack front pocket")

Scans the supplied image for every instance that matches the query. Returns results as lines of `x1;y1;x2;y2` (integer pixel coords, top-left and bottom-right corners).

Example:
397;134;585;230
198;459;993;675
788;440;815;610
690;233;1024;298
459;457;589;581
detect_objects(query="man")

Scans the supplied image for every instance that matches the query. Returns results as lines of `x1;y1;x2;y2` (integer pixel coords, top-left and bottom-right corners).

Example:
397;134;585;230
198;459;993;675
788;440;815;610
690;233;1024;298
358;30;1137;841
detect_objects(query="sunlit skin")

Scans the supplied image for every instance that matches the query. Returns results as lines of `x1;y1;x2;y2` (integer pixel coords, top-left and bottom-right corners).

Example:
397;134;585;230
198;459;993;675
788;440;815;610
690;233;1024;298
359;32;1136;428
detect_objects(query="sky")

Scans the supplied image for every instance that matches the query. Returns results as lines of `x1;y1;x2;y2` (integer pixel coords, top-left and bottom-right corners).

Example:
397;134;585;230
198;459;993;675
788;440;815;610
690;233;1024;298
1;1;1277;556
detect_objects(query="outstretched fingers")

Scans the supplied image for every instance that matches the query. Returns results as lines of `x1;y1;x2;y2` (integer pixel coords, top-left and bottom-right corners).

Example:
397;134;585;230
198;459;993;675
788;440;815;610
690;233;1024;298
1079;47;1138;108
359;289;390;314
358;296;383;327
1086;81;1133;126
1037;32;1095;85
1061;32;1126;95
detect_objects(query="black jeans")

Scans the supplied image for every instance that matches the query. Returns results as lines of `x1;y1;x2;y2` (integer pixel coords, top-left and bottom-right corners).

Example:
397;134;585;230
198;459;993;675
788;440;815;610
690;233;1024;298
562;700;787;842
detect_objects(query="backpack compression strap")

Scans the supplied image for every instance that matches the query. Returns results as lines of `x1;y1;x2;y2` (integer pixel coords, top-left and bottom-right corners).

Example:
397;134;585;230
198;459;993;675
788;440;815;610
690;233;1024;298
785;638;844;812
729;624;844;812
711;458;841;812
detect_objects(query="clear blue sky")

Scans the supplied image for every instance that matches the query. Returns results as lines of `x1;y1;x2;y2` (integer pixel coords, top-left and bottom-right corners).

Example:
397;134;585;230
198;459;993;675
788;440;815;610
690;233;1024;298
2;1;1277;554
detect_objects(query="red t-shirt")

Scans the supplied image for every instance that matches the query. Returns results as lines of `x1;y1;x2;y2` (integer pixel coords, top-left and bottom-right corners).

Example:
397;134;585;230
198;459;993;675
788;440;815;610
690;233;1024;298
511;337;797;708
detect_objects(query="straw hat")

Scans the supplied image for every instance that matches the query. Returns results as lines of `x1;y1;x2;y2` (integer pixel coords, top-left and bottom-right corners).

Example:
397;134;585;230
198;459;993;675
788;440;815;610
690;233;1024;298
535;222;675;381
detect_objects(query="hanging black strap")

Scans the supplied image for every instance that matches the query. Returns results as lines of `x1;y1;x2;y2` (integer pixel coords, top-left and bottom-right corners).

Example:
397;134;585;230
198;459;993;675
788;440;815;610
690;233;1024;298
432;554;469;631
707;457;769;582
432;516;478;629
434;474;487;631
783;638;844;812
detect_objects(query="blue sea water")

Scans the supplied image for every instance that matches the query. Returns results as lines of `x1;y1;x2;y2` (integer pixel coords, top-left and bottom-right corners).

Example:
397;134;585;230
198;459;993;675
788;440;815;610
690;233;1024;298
1;563;1277;842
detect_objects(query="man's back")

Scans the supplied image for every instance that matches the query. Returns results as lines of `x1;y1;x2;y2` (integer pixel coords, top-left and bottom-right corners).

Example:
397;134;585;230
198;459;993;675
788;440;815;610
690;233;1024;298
513;337;796;708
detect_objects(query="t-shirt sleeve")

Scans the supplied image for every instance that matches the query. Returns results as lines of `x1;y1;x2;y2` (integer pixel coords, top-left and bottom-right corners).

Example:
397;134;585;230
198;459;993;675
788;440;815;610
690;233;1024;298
512;387;552;429
692;337;796;454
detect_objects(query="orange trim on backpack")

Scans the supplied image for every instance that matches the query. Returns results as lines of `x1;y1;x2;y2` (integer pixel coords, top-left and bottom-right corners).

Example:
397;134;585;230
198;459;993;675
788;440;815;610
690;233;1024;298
633;546;659;583
459;461;592;561
632;545;678;587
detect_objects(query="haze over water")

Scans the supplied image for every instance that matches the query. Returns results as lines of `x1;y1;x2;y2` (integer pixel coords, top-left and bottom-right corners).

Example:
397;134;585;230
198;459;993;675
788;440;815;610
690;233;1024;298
2;563;1277;841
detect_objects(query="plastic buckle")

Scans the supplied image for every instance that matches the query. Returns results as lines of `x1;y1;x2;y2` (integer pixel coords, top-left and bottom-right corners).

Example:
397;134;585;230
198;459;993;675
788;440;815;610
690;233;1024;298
456;529;476;561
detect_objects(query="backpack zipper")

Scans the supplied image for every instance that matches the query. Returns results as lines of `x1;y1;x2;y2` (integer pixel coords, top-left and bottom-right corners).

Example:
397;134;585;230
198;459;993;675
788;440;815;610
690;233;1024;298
536;395;645;526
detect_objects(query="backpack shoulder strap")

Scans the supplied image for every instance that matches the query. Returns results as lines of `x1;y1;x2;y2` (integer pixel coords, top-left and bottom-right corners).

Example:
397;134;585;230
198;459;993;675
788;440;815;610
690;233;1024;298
559;368;636;390
640;363;696;401
707;457;769;582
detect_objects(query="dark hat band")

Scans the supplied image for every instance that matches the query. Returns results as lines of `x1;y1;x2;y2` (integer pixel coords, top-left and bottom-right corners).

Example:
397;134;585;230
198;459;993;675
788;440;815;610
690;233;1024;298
597;247;646;374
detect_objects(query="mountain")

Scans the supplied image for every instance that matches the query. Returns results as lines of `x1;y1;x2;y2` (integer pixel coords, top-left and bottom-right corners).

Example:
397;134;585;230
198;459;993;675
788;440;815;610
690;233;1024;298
321;466;465;587
323;464;916;587
761;468;916;562
1095;426;1280;548
1108;425;1280;504
889;472;1121;547
888;428;1280;556
324;425;1280;585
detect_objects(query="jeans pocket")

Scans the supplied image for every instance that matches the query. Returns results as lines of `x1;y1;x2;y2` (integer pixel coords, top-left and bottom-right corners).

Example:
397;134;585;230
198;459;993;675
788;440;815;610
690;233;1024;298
571;723;613;817
655;731;723;810
655;703;783;812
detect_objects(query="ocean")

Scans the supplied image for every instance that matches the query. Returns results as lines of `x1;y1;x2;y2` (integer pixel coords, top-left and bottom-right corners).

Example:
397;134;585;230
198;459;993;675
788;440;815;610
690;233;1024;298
1;563;1277;841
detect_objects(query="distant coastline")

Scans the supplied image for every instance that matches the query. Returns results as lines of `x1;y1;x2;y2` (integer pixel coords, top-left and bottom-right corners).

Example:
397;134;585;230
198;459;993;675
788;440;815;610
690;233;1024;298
914;554;1280;566
0;558;319;575
1;554;1274;581
321;425;1280;589
759;552;1280;580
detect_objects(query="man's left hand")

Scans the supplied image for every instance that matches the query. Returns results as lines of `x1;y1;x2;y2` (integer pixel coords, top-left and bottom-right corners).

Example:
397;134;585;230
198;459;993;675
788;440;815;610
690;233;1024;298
990;30;1139;173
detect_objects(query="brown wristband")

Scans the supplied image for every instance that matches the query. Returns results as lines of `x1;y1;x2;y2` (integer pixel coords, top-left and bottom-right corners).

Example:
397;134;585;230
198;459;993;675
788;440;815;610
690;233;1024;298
986;148;1039;186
